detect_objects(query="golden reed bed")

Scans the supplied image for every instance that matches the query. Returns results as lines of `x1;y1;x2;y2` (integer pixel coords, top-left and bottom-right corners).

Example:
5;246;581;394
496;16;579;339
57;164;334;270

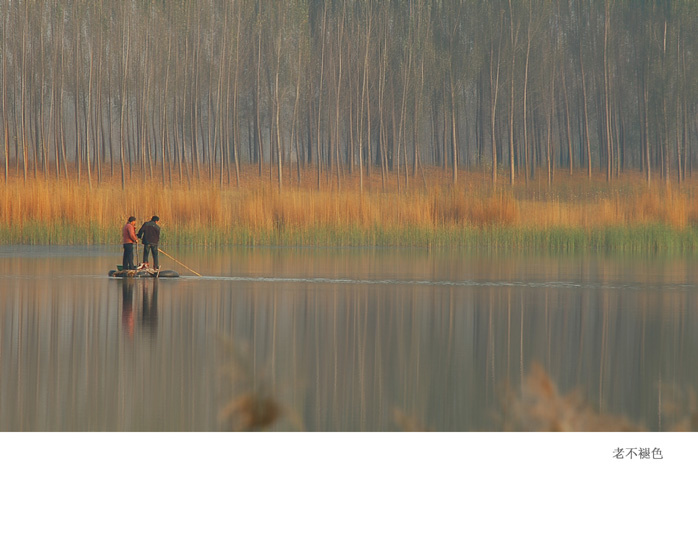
2;166;698;247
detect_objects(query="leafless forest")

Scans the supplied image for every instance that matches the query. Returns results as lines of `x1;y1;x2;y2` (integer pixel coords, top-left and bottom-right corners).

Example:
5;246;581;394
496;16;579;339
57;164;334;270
1;0;695;191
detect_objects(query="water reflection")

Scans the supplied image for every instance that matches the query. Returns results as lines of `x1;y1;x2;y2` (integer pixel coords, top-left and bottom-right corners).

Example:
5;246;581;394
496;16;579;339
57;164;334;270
1;248;697;431
122;280;135;337
141;280;158;334
120;279;159;337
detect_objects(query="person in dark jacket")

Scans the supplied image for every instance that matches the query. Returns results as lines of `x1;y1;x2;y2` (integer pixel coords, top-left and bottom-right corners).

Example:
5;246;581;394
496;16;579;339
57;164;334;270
137;215;161;269
121;216;138;270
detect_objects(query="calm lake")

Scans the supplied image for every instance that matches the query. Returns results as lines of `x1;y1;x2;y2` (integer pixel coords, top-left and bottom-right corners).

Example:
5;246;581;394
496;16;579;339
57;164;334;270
1;245;697;432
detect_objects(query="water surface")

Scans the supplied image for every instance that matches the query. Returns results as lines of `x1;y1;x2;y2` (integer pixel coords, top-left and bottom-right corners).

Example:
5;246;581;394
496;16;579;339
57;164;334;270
1;246;697;431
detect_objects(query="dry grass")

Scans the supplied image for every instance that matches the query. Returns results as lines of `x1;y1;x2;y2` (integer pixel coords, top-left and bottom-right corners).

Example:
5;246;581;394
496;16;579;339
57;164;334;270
3;165;698;247
501;362;698;432
392;408;433;432
219;393;282;433
500;362;643;432
217;335;303;432
660;385;698;432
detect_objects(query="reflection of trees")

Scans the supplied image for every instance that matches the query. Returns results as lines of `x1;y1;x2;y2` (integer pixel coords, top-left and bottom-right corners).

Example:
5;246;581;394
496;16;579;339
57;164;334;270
141;280;158;335
118;279;159;337
230;277;698;431
121;280;134;338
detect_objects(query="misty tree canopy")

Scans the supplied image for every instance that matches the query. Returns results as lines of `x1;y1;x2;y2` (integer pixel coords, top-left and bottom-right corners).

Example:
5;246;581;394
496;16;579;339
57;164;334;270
1;0;695;189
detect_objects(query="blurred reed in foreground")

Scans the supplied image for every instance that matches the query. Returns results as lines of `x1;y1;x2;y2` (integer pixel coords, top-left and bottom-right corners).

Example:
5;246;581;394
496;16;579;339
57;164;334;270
217;336;303;432
4;167;698;252
500;362;698;432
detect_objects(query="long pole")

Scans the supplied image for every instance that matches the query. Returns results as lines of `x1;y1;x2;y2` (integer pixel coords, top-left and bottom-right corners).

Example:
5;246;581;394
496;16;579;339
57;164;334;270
157;248;202;277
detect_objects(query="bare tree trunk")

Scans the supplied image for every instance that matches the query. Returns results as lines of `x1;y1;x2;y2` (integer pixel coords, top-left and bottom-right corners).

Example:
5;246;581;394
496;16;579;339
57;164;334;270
681;41;688;182
127;87;134;179
181;29;191;187
59;28;68;181
290;33;302;186
489;24;502;189
450;71;458;187
255;16;263;177
21;1;28;183
334;1;346;191
508;0;519;186
192;22;201;181
347;48;354;176
139;28;151;181
662;19;669;190
365;21;372;184
96;17;104;185
161;34;171;187
546;62;555;189
413;56;423;179
120;5;130;190
579;33;591;179
86;43;93;189
603;0;612;182
274;65;282;190
561;70;573;175
39;16;48;179
73;10;81;186
642;73;650;187
316;2;327;191
396;8;413;192
378;21;388;191
2;3;8;183
212;16;224;188
676;33;683;184
208;34;216;182
222;13;231;188
233;1;241;188
523;6;531;187
46;35;57;181
12;102;19;175
108;70;113;178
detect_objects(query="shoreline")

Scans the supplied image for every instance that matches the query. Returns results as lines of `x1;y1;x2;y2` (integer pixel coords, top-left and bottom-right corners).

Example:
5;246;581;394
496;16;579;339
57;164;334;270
3;223;698;255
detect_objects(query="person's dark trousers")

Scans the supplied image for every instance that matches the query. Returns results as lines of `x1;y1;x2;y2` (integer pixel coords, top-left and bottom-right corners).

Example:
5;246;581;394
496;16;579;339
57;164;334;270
143;243;159;268
122;243;136;269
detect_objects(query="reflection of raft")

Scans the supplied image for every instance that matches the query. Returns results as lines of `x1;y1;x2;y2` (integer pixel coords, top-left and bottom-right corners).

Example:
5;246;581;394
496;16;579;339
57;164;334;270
109;268;179;278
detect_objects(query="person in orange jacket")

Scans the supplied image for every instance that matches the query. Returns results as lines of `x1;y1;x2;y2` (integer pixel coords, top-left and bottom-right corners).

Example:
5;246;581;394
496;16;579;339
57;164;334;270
121;216;138;270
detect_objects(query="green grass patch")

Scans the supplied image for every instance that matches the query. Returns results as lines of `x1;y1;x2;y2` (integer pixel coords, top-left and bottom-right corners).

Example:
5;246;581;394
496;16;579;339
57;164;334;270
3;221;698;255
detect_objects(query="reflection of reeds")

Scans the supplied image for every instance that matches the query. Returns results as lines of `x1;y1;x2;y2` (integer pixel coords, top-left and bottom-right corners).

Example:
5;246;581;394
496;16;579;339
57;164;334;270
660;386;698;432
217;336;303;432
501;362;643;432
392;408;432;432
220;393;282;433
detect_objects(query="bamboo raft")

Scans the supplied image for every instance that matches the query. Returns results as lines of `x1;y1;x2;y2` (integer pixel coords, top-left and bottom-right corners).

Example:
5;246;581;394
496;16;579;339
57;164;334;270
109;267;179;278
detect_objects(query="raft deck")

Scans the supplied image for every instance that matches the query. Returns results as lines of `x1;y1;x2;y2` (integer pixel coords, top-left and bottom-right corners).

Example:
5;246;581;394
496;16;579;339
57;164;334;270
109;268;179;278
